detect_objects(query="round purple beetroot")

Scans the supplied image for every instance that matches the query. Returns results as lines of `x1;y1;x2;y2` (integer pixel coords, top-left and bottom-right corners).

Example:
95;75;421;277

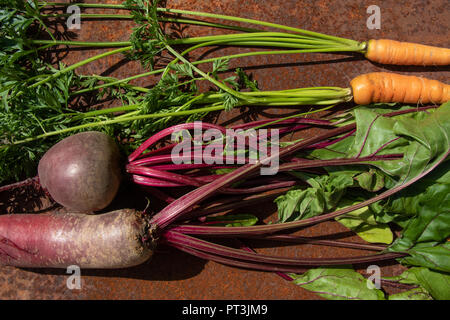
38;131;122;213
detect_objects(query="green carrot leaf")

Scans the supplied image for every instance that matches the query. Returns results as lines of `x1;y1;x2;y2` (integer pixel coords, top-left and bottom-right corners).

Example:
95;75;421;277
223;92;240;111
212;58;230;75
236;68;259;92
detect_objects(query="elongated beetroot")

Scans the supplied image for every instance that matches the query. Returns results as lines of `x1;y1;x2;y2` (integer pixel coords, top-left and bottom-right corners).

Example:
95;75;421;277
38;131;122;213
0;209;155;269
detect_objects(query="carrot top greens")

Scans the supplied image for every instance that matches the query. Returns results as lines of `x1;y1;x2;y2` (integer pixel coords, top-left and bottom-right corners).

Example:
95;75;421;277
1;0;353;182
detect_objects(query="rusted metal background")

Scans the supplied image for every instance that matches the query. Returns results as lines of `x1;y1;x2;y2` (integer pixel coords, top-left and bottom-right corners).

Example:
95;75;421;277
0;0;449;300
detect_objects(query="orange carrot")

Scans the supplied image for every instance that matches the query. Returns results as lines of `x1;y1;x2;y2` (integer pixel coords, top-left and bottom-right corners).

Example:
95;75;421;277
350;72;450;105
365;39;450;66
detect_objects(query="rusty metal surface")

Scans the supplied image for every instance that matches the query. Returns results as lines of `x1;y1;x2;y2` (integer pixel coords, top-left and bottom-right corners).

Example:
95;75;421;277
0;0;449;300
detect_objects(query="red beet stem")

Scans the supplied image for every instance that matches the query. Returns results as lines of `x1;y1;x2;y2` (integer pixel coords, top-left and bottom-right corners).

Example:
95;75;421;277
150;123;356;229
277;154;403;172
128;122;226;162
127;165;203;187
235;239;294;281
239;234;387;251
176;189;290;222
169;148;449;236
167;241;309;274
131;174;185;187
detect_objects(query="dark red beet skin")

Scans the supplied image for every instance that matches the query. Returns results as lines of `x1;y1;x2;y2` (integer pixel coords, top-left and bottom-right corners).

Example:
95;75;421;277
0;209;155;269
38;131;122;213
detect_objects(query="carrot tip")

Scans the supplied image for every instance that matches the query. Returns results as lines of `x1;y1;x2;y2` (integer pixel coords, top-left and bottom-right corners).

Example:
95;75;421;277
366;39;450;66
351;72;450;105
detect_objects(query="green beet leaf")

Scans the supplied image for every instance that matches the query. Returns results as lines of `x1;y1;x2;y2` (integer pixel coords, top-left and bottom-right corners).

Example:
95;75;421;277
391;242;450;273
274;171;355;222
354;168;385;192
378;162;450;243
335;199;393;244
406;267;450;300
385;267;450;300
388;287;433;300
348;103;449;184
289;266;385;300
